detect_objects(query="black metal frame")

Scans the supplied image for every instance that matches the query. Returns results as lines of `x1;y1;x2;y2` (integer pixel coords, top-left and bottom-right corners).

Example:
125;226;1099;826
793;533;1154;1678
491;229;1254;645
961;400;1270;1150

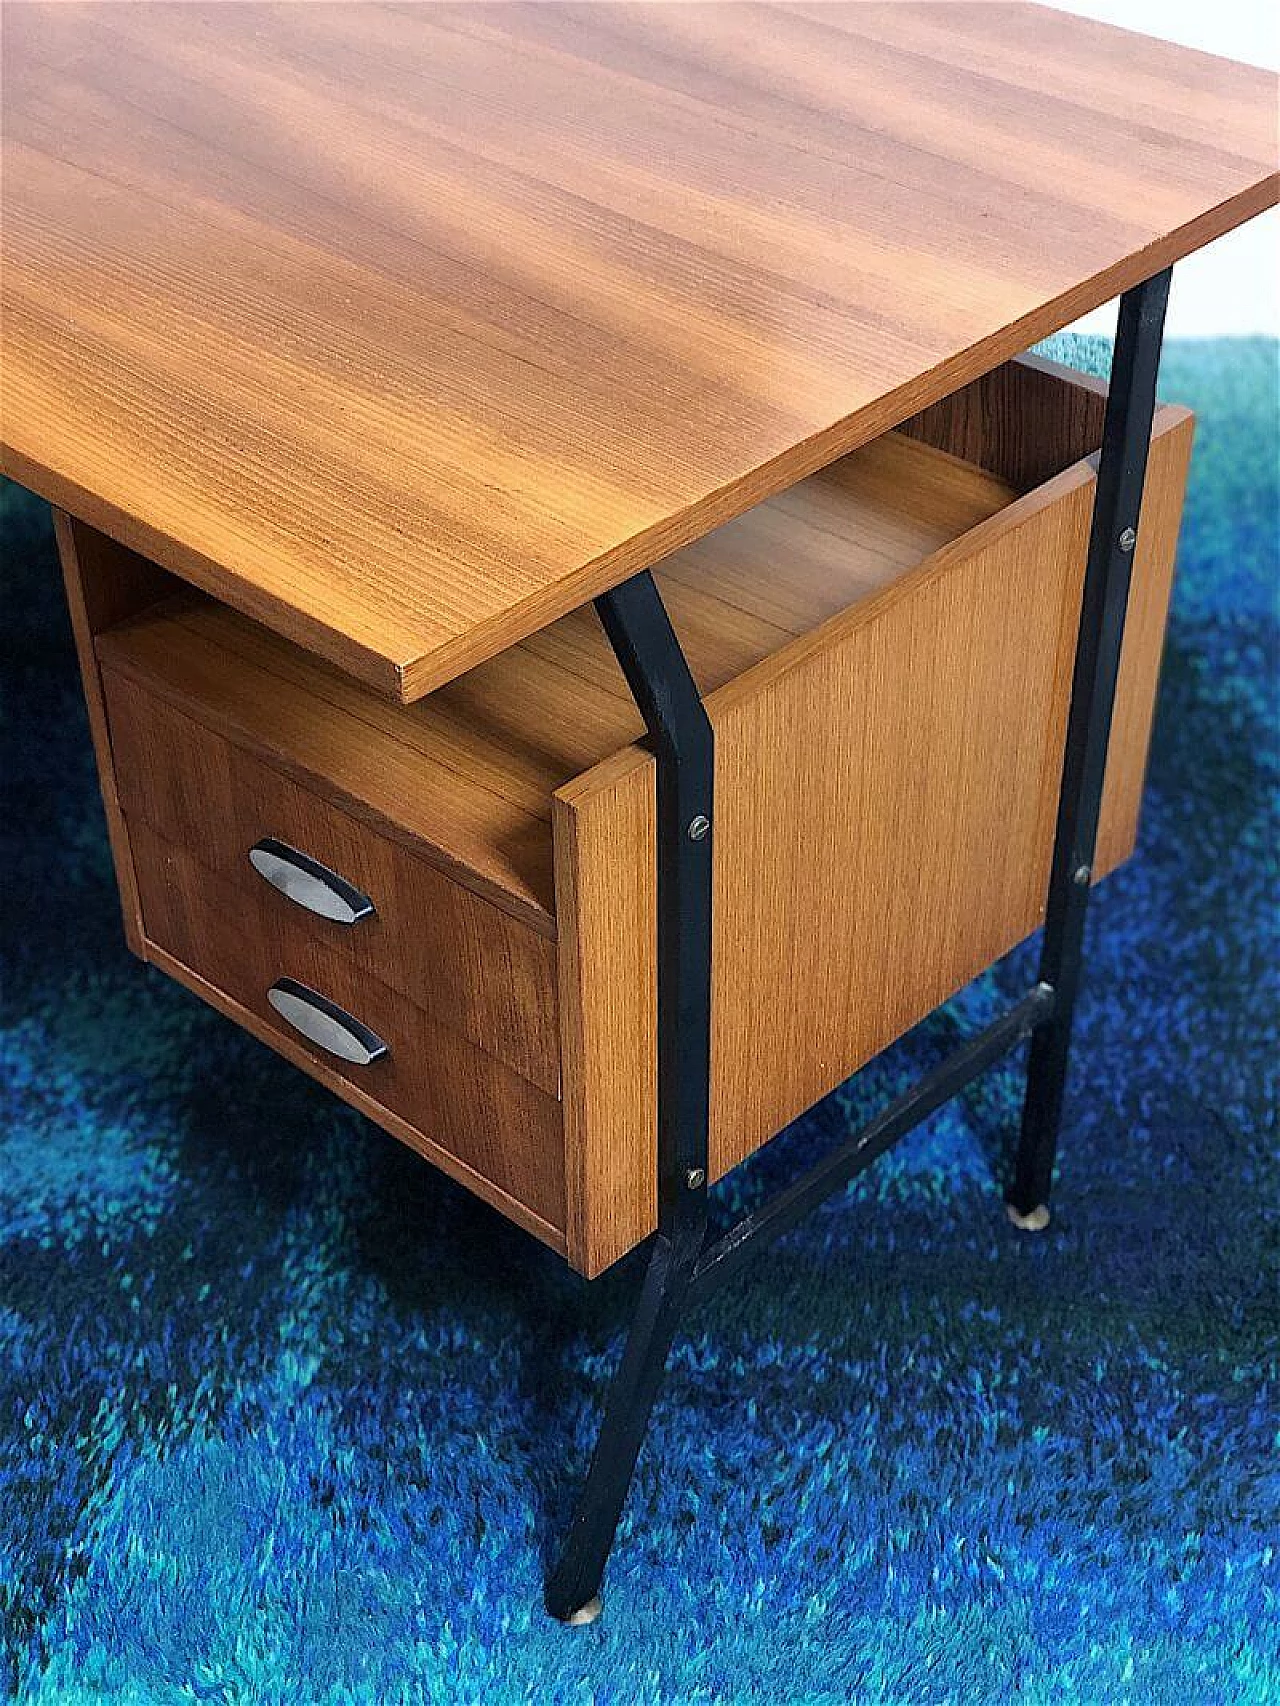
546;269;1172;1622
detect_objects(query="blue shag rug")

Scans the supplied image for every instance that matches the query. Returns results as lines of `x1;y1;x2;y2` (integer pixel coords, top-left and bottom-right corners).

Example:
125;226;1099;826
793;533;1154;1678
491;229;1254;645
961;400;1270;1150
2;336;1278;1704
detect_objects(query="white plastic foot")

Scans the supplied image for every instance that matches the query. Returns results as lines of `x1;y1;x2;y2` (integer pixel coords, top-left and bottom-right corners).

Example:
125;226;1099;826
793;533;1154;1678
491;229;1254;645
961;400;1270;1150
1005;1201;1051;1233
562;1595;603;1627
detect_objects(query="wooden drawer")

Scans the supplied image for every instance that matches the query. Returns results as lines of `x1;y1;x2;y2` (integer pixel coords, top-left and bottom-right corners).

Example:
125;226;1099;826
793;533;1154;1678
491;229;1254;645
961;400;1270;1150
129;821;565;1242
66;354;1191;1277
101;673;560;1095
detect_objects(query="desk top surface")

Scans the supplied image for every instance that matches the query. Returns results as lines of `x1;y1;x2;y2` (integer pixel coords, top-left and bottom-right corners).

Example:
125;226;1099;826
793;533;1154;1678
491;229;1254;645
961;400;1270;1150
3;2;1276;700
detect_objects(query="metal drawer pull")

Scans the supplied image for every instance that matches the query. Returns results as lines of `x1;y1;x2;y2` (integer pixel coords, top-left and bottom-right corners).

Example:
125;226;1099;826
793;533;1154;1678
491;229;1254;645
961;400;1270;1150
248;838;375;925
267;978;389;1066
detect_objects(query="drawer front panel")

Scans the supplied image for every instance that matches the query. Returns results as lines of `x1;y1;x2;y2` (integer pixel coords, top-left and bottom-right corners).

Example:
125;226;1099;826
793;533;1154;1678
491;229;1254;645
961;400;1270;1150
131;821;566;1237
102;669;560;1094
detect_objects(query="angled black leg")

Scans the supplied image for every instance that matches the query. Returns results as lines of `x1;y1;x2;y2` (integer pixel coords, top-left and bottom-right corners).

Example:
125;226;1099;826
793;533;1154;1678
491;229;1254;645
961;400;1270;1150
544;1224;703;1622
1009;268;1172;1228
546;569;714;1622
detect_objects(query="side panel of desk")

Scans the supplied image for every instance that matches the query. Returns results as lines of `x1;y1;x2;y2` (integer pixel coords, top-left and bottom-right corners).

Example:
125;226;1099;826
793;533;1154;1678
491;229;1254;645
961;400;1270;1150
52;513;182;954
558;389;1192;1272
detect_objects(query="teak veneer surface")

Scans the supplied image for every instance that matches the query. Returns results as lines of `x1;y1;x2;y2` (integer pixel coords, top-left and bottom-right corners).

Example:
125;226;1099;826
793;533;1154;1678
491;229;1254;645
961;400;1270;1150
94;430;1014;927
132;824;568;1248
4;1;1274;698
102;672;562;1092
51;514;181;953
558;401;1194;1263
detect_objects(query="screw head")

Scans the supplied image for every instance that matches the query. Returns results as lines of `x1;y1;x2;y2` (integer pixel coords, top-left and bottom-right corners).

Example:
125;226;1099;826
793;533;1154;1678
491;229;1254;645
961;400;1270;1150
1118;526;1137;553
1073;863;1091;886
687;814;710;841
685;1167;706;1190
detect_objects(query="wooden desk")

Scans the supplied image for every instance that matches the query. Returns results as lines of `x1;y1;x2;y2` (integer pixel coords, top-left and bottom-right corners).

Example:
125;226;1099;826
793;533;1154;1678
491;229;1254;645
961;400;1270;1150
3;0;1275;1621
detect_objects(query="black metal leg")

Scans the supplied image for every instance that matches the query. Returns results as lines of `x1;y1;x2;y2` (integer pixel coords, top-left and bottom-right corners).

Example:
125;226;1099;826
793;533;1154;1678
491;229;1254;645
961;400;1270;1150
1009;268;1172;1227
546;570;714;1621
544;1224;701;1621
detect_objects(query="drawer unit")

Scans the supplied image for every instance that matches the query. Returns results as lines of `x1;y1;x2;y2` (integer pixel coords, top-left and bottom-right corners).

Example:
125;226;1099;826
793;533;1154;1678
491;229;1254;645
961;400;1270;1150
128;821;566;1238
65;355;1190;1277
101;674;561;1094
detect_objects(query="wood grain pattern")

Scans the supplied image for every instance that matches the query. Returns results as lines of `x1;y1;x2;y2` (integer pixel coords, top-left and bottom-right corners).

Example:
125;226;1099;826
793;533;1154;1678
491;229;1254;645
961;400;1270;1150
131;821;567;1241
554;753;658;1276
904;352;1194;877
93;429;1012;931
102;671;561;1093
558;401;1192;1231
705;478;1092;1178
97;596;562;929
902;353;1109;492
144;940;567;1259
51;512;180;954
1095;410;1195;875
4;2;1272;699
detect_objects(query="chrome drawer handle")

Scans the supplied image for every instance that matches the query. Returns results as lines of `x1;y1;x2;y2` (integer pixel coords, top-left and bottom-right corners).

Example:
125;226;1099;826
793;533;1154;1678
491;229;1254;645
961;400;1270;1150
248;838;375;925
267;978;389;1066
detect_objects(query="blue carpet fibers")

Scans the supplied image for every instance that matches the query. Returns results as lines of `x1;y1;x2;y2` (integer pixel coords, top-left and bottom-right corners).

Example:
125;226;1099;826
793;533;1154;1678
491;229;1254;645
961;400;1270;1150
1;337;1277;1704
